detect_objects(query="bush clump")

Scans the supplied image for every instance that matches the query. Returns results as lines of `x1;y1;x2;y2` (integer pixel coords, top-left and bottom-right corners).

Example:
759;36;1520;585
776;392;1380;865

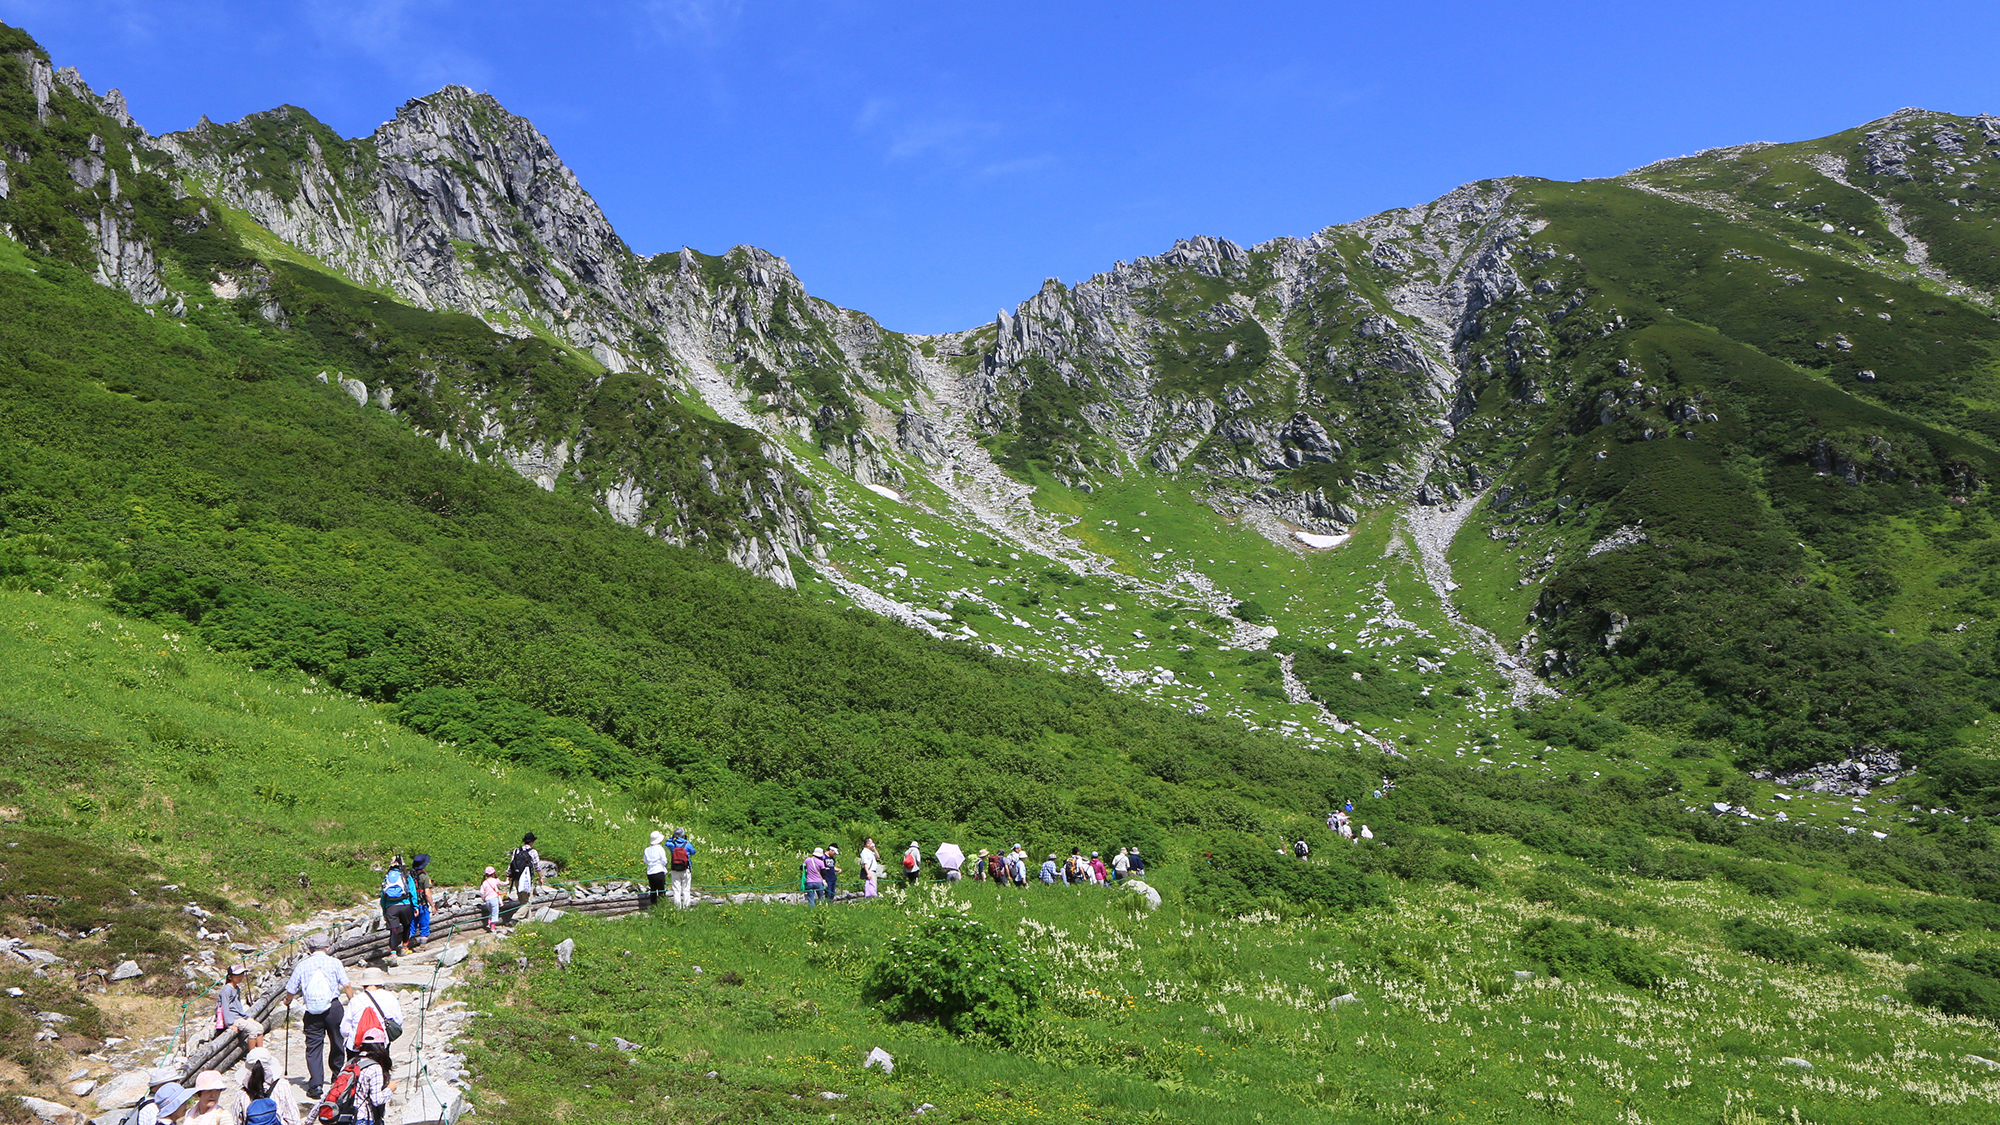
1720;917;1862;972
1515;918;1673;989
1906;947;2000;1022
1185;840;1388;917
861;914;1043;1041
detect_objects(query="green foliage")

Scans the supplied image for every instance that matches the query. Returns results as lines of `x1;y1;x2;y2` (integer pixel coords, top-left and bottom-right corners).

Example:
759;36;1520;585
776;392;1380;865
1719;916;1862;972
861;913;1044;1040
1184;839;1387;917
1906;947;2000;1023
1513;698;1629;753
1515;918;1673;988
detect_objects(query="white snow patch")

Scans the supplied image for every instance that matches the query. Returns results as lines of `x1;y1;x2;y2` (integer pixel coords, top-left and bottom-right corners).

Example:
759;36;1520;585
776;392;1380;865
1293;531;1351;549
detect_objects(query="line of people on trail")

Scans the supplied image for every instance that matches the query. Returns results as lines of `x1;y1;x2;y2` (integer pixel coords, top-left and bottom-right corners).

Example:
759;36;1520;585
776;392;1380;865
793;838;1150;901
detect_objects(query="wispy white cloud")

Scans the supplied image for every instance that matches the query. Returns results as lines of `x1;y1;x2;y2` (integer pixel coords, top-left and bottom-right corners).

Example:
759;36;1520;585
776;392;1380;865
971;153;1057;182
641;0;746;46
307;1;492;93
855;96;1044;184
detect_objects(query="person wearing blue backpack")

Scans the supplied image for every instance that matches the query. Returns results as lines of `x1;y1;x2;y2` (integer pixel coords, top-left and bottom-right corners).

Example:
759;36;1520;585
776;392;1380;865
379;857;418;956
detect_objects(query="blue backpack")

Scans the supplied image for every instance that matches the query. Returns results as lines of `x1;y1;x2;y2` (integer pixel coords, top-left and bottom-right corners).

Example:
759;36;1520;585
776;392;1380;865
244;1098;279;1125
382;868;410;904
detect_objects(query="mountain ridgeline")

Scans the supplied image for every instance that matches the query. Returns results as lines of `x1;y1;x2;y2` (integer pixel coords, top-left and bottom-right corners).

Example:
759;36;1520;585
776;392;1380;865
4;19;2000;803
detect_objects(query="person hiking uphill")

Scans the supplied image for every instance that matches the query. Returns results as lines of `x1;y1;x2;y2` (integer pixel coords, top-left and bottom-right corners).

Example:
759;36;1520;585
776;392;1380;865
901;841;922;886
643;831;669;906
351;1026;395;1125
379;857;418;956
283;931;347;1098
508;833;541;917
668;828;697;908
410;854;434;946
478;866;504;932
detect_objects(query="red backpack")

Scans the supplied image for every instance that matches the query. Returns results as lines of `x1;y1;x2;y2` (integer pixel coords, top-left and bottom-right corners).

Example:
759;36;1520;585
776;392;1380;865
670;843;690;871
315;1060;362;1122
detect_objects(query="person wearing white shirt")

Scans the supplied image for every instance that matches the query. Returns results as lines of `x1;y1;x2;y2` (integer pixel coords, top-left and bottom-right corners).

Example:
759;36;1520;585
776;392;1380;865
643;831;669;906
339;969;403;1049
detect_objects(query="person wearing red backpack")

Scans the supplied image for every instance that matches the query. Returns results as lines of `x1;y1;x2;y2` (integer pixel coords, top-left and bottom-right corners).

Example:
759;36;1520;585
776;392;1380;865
667;828;697;908
351;1026;395;1125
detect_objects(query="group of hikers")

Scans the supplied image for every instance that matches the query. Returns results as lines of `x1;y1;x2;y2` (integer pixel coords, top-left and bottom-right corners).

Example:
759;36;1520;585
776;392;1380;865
796;838;1151;901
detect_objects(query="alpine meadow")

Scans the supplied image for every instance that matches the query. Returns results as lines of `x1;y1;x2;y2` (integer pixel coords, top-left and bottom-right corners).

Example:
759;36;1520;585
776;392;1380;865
6;17;2000;1124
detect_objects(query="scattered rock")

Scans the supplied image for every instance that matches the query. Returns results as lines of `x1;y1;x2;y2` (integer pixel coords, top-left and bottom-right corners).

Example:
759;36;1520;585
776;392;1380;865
1327;993;1362;1007
613;1037;642;1052
67;1081;94;1098
1121;880;1161;911
14;1096;84;1125
1779;1057;1813;1070
865;1047;895;1075
1512;970;1535;981
554;938;575;967
109;961;142;982
1966;1054;2000;1070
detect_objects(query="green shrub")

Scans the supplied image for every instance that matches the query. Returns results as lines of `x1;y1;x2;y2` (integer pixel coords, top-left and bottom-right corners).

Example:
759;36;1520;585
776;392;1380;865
1515;918;1673;989
1906;948;2000;1022
1720;917;1862;972
861;914;1043;1041
1185;840;1388;916
1826;924;1908;953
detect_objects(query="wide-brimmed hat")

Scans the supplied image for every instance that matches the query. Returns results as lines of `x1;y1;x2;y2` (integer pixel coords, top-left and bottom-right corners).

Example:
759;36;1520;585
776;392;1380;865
154;1082;193;1116
413;854;429;869
353;967;388;986
194;1069;226;1092
650;831;664;844
812;847;825;857
978;849;989;857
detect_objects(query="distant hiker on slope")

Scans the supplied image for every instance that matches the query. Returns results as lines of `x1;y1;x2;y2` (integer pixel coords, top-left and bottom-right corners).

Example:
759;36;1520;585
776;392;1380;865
859;837;882;898
644;831;669;906
669;828;697;908
410;855;433;945
509;832;541;915
1112;847;1130;881
803;847;829;906
902;841;922;886
1090;851;1109;883
824;844;842;899
1040;853;1060;883
283;932;348;1098
478;866;504;932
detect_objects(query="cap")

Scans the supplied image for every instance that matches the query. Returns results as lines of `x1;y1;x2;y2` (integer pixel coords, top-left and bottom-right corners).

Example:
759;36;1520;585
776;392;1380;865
154;1082;193;1116
227;962;248;977
194;1069;227;1092
485;865;496;875
827;845;838;852
361;1027;389;1046
306;932;331;949
1048;853;1057;859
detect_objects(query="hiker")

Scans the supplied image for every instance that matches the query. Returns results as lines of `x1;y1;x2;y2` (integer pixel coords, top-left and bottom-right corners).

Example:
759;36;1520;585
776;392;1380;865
859;838;881;898
644;831;669;905
986;848;1007;883
669;828;697;908
478;866;504;931
509;832;541;913
1111;847;1130;881
1294;838;1310;859
378;857;417;956
1039;853;1059;883
1128;847;1147;877
969;848;990;882
216;963;264;1048
802;847;829;905
901;841;922;885
340;968;404;1049
936;842;965;882
824;845;842;899
1008;845;1029;887
240;1048;303;1125
183;1070;231;1125
1063;848;1087;885
1359;825;1375;841
352;1026;395;1125
283;931;348;1097
146;1080;193;1123
1090;851;1109;883
410;855;433;945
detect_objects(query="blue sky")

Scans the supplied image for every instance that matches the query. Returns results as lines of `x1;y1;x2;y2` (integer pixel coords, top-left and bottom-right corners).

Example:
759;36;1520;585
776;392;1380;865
4;1;1994;333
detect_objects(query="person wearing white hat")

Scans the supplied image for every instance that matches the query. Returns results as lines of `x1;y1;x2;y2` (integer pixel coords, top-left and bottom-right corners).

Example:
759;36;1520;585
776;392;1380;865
643;830;669;906
340;968;403;1050
217;963;265;1048
802;847;829;906
183;1070;233;1125
478;866;504;931
901;841;922;886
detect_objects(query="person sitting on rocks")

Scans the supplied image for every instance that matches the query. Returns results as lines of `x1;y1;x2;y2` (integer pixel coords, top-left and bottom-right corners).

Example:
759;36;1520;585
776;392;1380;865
217;963;265;1048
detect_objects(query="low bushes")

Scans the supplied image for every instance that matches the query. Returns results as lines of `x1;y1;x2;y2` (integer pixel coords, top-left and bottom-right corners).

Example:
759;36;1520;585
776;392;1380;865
1719;917;1862;973
1515;918;1673;989
861;914;1044;1041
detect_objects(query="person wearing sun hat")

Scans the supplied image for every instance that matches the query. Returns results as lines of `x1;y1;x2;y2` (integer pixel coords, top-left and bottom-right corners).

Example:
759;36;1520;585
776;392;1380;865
478;865;504;931
217;962;265;1048
183;1070;233;1125
352;1026;395;1125
148;1080;194;1122
901;840;922;886
643;830;669;906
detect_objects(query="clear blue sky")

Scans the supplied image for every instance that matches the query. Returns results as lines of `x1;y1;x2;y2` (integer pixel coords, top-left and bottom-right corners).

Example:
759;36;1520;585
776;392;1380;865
4;1;1994;334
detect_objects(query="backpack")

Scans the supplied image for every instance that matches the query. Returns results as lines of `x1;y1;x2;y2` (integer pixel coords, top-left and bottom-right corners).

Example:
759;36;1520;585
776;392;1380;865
381;868;408;902
670;843;690;871
988;853;1008;881
507;846;534;883
902;852;917;872
316;1060;363;1123
245;1098;280;1125
1066;856;1084;880
301;958;339;1012
1294;841;1309;857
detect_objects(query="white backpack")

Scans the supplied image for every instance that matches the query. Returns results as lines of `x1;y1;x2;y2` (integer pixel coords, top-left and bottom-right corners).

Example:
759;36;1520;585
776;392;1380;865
301;958;338;1012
